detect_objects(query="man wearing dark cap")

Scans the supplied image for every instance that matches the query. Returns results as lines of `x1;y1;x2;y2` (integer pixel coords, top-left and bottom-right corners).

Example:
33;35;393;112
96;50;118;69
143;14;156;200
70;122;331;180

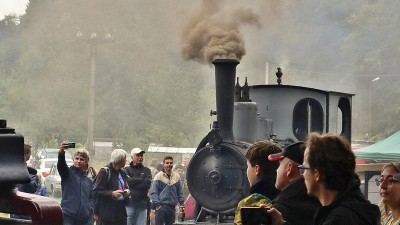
123;148;152;225
268;142;320;225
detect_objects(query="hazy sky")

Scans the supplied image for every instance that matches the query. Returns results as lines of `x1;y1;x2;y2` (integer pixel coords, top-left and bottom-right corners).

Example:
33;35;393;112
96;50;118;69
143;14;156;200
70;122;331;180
0;0;28;20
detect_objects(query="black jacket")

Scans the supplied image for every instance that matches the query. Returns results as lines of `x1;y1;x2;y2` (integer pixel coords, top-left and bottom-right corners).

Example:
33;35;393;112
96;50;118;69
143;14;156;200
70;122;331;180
16;166;39;194
122;162;152;206
313;179;380;225
250;176;280;200
93;163;129;221
273;178;320;225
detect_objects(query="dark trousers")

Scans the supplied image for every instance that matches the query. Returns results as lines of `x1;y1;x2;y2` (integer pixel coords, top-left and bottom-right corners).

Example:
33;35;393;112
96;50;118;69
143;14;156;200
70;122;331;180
97;217;126;225
155;205;175;225
64;214;93;225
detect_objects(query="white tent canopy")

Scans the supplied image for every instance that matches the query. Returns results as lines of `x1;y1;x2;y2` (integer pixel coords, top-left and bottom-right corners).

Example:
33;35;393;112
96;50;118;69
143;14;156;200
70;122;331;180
147;146;196;154
354;130;400;161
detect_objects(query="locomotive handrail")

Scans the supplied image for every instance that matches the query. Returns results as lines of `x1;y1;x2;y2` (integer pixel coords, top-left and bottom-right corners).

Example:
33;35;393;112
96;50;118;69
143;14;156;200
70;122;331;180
0;191;63;225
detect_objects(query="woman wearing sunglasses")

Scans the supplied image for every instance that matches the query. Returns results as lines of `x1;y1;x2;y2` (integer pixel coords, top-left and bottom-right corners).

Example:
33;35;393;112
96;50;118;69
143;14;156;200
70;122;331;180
378;162;400;225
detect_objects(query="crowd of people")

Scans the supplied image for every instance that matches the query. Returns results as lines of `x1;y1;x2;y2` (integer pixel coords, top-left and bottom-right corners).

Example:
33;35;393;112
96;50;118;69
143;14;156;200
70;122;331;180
262;133;381;225
14;132;400;225
56;142;186;225
234;132;391;225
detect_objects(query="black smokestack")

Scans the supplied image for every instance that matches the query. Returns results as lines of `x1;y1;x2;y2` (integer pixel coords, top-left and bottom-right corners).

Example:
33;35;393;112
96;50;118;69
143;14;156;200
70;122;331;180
212;59;239;141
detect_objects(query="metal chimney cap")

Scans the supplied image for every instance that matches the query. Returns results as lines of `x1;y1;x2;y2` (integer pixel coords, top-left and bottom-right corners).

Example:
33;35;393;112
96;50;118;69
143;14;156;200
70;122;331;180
211;58;240;65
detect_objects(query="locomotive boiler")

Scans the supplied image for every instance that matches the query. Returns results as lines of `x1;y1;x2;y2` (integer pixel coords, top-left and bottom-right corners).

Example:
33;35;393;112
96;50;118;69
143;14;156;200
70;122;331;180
186;59;353;223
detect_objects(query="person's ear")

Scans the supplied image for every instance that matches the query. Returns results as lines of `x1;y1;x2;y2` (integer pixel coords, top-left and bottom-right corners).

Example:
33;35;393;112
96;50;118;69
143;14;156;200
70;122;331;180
255;164;260;176
286;161;295;177
314;169;320;182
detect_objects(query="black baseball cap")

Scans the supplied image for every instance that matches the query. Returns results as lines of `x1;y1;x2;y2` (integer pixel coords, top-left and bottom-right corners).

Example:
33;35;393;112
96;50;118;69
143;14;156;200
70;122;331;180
268;142;305;164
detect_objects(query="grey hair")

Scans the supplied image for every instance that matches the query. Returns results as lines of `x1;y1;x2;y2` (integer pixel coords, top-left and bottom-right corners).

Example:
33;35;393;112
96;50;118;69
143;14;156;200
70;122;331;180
110;149;127;164
74;148;90;161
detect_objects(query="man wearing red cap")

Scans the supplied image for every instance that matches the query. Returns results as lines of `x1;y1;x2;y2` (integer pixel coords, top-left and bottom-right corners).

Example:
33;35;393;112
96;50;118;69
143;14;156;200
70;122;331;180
268;142;320;225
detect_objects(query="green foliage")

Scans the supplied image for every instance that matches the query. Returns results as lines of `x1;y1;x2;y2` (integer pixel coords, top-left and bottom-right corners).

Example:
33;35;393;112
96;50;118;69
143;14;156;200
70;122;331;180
0;0;213;155
2;0;399;153
343;0;400;139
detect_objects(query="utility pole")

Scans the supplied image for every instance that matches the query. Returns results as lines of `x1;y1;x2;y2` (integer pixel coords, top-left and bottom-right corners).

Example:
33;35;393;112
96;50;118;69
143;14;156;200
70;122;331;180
77;26;113;155
369;76;380;140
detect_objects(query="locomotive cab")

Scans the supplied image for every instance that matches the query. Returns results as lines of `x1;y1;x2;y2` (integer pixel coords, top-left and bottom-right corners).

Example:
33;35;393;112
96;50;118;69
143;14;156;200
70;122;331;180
250;85;353;142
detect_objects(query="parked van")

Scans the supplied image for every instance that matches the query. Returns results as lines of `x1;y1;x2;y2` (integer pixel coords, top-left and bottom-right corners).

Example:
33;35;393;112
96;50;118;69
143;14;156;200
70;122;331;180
37;148;72;160
35;148;73;183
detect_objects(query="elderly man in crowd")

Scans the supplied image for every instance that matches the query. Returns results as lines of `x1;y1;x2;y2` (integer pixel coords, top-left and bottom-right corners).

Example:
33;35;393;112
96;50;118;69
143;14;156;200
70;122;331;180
94;149;130;225
268;142;320;225
123;148;152;225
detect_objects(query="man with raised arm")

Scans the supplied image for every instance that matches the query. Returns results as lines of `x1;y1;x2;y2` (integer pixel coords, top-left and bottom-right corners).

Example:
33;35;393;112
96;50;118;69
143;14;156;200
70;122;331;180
58;141;95;225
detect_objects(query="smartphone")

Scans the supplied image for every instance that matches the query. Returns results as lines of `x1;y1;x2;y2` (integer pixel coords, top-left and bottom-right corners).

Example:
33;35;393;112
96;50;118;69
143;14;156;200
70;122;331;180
123;189;130;198
241;207;272;225
67;142;76;148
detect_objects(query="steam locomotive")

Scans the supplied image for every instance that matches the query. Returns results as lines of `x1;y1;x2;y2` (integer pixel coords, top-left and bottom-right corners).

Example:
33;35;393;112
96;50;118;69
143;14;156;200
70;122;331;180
0;59;353;225
186;59;353;222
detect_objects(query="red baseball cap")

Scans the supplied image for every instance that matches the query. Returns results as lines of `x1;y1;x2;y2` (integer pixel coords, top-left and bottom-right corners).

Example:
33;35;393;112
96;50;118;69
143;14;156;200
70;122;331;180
268;142;305;164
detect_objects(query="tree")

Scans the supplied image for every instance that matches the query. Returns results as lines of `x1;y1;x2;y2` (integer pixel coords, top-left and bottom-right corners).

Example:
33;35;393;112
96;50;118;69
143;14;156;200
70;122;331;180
343;0;400;139
0;0;214;153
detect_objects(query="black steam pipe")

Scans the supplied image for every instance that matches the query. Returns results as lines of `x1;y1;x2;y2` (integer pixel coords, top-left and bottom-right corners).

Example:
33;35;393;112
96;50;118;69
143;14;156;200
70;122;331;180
212;59;239;141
